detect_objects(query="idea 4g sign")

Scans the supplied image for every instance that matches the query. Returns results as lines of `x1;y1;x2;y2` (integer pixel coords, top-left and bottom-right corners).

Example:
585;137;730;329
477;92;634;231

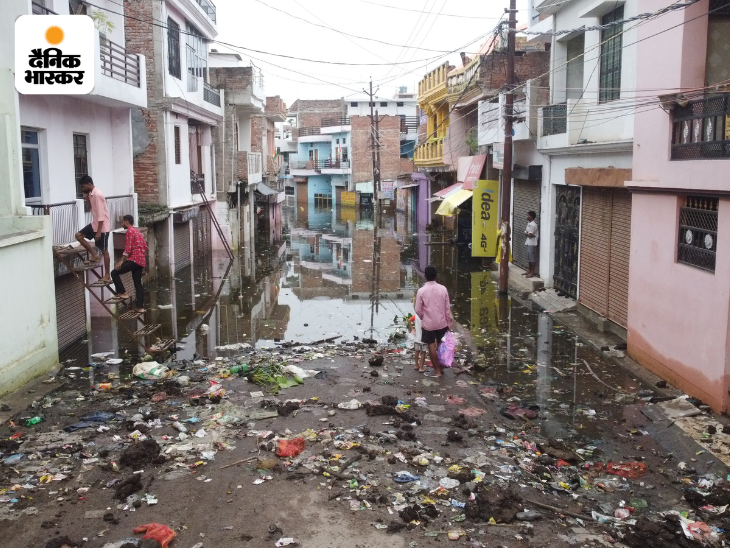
471;179;499;258
15;15;95;94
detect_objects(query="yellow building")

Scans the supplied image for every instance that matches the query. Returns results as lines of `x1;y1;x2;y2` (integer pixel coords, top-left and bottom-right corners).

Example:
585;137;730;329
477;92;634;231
415;62;453;168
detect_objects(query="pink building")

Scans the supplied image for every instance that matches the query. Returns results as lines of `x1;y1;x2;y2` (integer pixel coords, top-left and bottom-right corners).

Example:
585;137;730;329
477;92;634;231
627;0;730;412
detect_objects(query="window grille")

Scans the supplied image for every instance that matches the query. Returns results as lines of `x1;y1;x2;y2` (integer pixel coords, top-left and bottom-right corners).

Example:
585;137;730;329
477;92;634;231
678;196;718;272
167;18;181;79
599;6;623;103
73;134;88;198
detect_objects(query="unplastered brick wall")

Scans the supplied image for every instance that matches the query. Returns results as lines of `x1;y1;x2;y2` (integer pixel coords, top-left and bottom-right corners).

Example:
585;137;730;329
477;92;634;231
351;115;405;184
209;67;253;96
251;116;264;154
124;0;161;204
479;51;550;98
293;99;347;129
265;95;286;117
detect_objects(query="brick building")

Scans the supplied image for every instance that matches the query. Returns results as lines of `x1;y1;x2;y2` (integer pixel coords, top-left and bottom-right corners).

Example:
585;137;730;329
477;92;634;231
124;0;222;277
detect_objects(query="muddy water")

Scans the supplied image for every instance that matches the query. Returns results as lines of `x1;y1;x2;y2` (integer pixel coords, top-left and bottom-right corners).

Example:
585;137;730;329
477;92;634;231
60;203;647;442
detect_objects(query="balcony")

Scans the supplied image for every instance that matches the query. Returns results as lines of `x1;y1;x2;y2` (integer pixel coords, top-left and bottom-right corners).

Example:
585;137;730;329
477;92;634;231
321;160;351;175
194;0;217;23
414;138;444;168
321;117;351;127
265;96;287;122
446;56;481;106
100;36;141;88
203;82;221;107
537;98;634;152
31;2;56;14
671;94;730;160
418;62;450;107
297;127;331;143
90;32;147;108
30;201;79;247
248;152;263;185
298;127;321;136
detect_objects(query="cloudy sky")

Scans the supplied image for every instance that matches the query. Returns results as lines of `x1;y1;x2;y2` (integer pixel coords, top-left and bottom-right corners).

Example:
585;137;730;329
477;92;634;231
214;0;530;105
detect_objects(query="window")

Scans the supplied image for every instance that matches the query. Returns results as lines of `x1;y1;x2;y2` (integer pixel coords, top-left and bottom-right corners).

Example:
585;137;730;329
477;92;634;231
599;6;623;103
678;196;718;272
396;101;404;107
369;102;375;107
380;102;388;107
336;138;339;144
350;102;358;107
566;33;585;100
706;1;730;87
186;23;206;92
174;126;181;164
167;18;181;79
73;134;88;198
21;129;41;201
343;137;347;144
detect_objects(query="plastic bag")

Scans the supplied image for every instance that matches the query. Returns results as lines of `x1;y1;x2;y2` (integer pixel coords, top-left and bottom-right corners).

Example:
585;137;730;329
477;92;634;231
277;437;306;458
132;362;171;380
437;331;456;368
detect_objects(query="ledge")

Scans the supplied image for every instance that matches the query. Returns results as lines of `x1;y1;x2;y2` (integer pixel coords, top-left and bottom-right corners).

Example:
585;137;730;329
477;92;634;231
0;229;45;250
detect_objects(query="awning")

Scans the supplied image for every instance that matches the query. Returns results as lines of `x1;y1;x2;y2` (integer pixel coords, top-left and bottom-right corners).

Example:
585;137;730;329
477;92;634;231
435;189;473;216
255;183;276;196
434;182;462;198
398;183;420;189
425;197;443;203
411;172;430;181
459;154;487;190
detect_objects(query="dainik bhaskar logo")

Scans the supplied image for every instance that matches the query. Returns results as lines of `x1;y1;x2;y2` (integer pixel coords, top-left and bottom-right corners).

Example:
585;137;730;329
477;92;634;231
15;15;94;94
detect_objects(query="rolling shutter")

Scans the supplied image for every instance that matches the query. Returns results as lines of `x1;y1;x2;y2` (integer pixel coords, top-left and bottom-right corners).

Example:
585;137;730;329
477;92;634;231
55;273;86;350
511;179;541;271
578;187;631;328
608;190;631;327
174;223;191;269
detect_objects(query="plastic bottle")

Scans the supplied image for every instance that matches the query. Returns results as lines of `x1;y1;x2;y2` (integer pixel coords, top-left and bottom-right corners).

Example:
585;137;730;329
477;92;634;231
26;416;43;426
172;421;187;433
231;364;249;376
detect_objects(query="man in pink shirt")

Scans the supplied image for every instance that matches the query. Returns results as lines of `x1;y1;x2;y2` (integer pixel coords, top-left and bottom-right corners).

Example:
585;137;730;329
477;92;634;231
75;175;111;281
415;266;453;377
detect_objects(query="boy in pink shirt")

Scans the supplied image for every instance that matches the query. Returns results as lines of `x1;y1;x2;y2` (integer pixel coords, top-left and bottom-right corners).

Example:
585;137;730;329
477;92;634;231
75;175;111;281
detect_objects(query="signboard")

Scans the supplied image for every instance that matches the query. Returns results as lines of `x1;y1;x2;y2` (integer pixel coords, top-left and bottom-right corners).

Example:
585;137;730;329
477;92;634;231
492;143;504;170
471;179;499;257
16;15;95;95
380;180;395;200
462;154;487;190
341;191;357;207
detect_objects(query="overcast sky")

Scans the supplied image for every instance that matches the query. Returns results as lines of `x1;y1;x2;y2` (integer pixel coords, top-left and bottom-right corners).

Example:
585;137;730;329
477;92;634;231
214;0;529;106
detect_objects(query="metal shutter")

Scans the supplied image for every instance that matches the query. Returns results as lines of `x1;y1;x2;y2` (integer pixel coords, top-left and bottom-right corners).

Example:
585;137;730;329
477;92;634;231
511;179;541;271
608;190;631;327
55;274;86;350
193;207;211;258
174;223;191;269
579;187;611;316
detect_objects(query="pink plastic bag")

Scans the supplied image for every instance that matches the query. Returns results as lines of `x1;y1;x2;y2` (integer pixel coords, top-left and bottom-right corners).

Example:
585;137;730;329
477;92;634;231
437;331;456;368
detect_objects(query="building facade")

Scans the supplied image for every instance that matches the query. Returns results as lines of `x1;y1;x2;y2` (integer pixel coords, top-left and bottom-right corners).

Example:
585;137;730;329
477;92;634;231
125;0;222;277
626;0;730;412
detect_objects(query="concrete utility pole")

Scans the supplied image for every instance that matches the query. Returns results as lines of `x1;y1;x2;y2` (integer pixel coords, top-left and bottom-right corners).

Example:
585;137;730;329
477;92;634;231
364;79;383;325
499;0;517;294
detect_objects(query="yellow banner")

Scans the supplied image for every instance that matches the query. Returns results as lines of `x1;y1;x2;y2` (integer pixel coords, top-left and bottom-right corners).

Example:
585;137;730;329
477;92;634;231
472;179;499;257
341;191;357;207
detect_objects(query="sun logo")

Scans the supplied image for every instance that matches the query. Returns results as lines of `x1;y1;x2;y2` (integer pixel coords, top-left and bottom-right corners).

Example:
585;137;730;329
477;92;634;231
45;25;64;46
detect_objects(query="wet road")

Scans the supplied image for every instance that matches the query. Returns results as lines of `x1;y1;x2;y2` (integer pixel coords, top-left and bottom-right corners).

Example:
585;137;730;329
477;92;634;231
63;202;647;445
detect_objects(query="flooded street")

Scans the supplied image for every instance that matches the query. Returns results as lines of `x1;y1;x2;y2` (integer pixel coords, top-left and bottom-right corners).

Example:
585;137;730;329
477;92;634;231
64;202;649;446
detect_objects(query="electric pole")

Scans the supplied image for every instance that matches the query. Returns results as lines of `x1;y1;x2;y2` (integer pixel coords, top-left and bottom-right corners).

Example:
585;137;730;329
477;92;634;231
499;0;517;294
364;79;383;326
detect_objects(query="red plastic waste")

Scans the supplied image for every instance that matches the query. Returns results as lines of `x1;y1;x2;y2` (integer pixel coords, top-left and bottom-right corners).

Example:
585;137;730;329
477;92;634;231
133;523;177;548
277;437;306;458
606;461;647;479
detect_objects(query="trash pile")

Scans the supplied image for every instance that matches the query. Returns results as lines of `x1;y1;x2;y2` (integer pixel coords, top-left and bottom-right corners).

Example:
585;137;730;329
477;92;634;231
0;334;728;547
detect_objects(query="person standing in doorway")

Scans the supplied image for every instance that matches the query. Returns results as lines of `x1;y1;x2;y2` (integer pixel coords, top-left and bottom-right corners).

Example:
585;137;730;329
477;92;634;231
75;175;111;281
111;215;148;313
523;210;539;278
415;265;453;378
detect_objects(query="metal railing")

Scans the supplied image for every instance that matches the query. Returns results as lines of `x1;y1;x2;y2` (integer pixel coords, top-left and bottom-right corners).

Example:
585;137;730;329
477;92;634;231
31;201;78;246
289;160;332;170
107;195;134;230
321;117;351;127
322;160;350;169
194;0;217;23
298;127;321;137
671;94;730;160
447;56;480;96
100;36;141;88
32;2;56;14
248;152;263;176
399;115;420;132
542;103;567;136
203;82;221;106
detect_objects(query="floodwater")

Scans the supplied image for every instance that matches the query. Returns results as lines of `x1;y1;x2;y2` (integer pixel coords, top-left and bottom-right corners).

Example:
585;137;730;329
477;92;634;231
61;201;647;447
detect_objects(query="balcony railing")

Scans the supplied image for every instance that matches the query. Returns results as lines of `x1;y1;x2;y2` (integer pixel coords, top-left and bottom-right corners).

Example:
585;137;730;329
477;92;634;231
289;160;338;171
542;103;567;136
321;117;351;127
418;62;450;98
195;0;217;23
671;94;730;160
414;138;444;165
84;195;135;230
30;201;78;246
322;160;350;169
32;2;56;14
446;56;480;96
298;127;321;137
100;36;140;88
203;82;221;106
399;115;419;132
